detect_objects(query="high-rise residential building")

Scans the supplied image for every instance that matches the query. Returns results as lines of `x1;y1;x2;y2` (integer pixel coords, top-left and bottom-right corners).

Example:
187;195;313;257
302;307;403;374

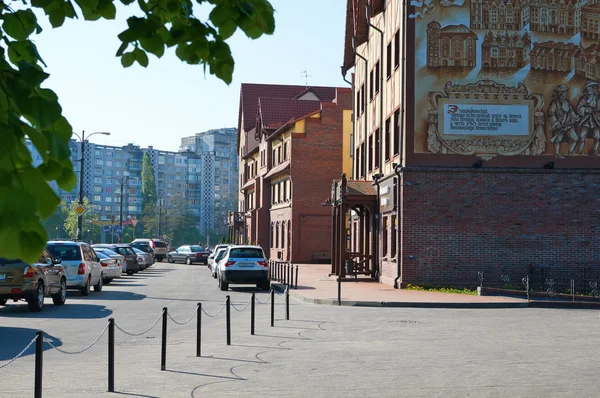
179;127;238;237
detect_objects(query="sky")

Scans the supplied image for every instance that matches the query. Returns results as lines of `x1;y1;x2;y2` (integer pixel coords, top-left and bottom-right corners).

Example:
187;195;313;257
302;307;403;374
32;1;347;152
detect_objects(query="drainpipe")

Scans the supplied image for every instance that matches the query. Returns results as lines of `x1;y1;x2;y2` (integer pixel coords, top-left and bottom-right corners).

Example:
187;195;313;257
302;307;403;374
353;36;368;179
392;163;402;288
341;67;355;179
367;3;384;176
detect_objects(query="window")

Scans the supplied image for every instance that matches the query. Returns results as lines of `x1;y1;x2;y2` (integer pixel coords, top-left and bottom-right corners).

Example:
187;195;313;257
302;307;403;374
128;206;137;212
283;142;288;160
104;205;111;211
95;159;103;165
391;215;397;258
260;150;265;167
275;223;280;248
360;142;365;178
356;88;361;115
368;134;373;172
369;69;374;101
277;146;282;163
374;61;380;94
386;42;392;78
360;84;365;113
94;186;102;193
385;117;391;161
382;217;389;257
394;30;400;69
93;195;101;202
105;196;112;203
374;128;380;169
272;149;277;166
355;147;360;179
393;109;400;155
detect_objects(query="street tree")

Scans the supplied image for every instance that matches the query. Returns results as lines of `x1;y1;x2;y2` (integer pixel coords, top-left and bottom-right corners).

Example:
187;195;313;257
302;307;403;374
0;0;275;262
141;152;156;208
43;206;69;239
63;198;101;241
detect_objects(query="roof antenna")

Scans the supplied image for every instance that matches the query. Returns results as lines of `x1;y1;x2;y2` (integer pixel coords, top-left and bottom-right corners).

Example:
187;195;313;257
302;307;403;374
300;70;313;88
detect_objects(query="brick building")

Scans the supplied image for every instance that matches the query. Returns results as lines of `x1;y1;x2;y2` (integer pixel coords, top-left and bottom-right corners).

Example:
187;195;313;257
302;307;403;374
530;41;579;72
582;2;600;39
338;0;600;290
576;43;600;79
234;83;351;263
529;0;587;34
470;0;531;31
426;21;477;68
481;31;531;68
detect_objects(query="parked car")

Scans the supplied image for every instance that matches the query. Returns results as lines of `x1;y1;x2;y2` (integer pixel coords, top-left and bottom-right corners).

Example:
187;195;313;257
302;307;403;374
132;248;152;270
0;250;67;312
208;244;230;271
130;241;155;263
92;247;127;274
210;247;230;279
46;241;104;296
92;244;140;275
131;239;168;262
96;251;122;284
167;245;209;265
216;245;270;291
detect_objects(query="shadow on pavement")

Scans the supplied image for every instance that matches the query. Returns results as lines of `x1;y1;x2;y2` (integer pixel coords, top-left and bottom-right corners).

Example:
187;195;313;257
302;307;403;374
0;303;113;319
106;283;147;287
166;369;244;380
112;392;161;398
0;327;62;360
67;291;146;301
202;355;264;364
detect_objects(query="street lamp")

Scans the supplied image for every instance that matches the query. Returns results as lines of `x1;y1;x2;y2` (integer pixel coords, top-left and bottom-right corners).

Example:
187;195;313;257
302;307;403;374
108;175;139;243
72;130;110;241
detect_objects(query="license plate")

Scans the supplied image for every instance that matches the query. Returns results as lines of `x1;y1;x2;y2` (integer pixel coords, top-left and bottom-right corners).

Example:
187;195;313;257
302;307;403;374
0;274;6;280
239;263;253;267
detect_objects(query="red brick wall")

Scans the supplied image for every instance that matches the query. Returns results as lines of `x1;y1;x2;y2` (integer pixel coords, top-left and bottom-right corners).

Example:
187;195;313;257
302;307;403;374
290;97;349;263
383;168;600;288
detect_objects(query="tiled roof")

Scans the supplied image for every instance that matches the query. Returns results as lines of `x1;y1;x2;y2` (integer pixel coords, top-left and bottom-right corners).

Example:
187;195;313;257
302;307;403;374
258;98;323;131
440;24;474;34
264;160;290;179
346;180;377;197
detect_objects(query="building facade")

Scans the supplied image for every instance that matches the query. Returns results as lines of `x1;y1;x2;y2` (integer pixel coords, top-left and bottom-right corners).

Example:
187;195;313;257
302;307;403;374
529;0;587;34
582;3;600;39
530;41;579;72
481;31;531;68
426;22;477;68
470;0;531;31
234;83;351;263
576;43;600;79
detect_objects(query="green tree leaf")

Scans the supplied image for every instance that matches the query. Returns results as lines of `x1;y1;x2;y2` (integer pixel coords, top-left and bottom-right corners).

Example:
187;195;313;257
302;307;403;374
134;48;149;67
140;34;164;58
49;8;67;28
97;0;116;19
121;51;135;67
3;10;38;41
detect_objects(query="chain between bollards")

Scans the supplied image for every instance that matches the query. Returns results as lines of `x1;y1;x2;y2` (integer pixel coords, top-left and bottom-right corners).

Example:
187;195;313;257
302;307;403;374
270;289;275;327
196;303;202;357
251;292;255;335
108;318;115;392
35;331;43;398
161;307;167;371
226;295;231;346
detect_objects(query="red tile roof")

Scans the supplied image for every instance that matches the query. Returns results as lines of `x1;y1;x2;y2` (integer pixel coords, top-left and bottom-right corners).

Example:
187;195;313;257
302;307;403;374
258;98;323;131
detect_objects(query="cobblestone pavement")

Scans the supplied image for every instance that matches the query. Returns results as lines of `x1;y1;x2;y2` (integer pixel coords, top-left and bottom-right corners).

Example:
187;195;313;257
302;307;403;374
1;263;598;397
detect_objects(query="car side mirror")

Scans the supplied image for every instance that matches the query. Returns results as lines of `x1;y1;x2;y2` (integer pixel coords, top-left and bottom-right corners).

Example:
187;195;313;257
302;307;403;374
53;257;62;265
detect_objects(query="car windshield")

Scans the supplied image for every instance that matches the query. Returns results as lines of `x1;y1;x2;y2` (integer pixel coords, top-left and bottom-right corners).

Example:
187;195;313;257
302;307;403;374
96;252;109;259
229;248;264;259
95;248;119;257
215;249;227;261
115;247;134;256
47;245;81;261
153;241;167;248
190;246;205;252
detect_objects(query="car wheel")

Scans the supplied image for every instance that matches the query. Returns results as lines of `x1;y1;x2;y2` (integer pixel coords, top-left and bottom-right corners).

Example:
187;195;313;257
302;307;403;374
212;271;217;279
103;278;112;285
52;278;67;306
185;256;192;265
81;276;91;296
94;274;103;292
0;298;7;306
126;270;134;275
219;274;229;291
28;282;44;312
167;256;174;263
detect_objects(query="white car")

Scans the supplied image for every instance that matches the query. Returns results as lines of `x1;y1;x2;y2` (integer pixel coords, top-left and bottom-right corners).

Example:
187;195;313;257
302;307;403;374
216;245;270;291
92;247;127;274
210;247;229;279
95;251;122;284
46;241;104;296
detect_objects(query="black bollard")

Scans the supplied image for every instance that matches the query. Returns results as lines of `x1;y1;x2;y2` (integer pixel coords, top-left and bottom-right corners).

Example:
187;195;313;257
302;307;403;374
196;303;202;357
35;331;43;398
251;292;255;335
226;296;231;346
285;287;290;321
108;318;115;392
270;289;275;327
295;265;299;289
161;307;167;371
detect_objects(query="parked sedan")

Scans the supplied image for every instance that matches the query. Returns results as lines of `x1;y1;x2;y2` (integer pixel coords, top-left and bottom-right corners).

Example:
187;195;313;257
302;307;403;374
93;247;127;274
167;245;210;265
93;244;140;275
0;250;67;312
96;251;122;284
132;248;152;270
210;247;229;279
216;245;270;291
208;244;230;270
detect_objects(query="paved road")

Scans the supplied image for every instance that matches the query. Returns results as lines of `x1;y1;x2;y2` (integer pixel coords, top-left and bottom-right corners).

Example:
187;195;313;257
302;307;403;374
1;263;599;397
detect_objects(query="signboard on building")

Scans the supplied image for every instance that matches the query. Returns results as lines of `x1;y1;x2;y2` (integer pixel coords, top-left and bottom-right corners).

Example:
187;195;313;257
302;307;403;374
411;1;600;159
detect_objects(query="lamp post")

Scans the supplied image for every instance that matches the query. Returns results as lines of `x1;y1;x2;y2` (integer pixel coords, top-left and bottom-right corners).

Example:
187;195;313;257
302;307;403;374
109;175;139;243
73;131;110;240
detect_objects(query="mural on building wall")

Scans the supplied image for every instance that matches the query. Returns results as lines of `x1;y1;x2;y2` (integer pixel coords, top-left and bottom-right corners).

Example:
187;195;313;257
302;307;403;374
413;0;600;159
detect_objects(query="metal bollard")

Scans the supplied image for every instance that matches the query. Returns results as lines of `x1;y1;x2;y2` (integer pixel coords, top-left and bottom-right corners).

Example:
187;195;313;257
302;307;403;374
571;279;575;302
196;303;202;357
251;293;255;335
226;296;231;346
108;318;115;392
285;286;290;321
295;265;299;289
337;276;341;306
270;289;275;327
35;331;43;398
287;264;290;286
161;307;167;371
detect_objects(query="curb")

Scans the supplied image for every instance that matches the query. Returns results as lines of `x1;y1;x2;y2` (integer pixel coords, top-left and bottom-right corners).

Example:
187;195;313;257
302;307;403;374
272;284;600;309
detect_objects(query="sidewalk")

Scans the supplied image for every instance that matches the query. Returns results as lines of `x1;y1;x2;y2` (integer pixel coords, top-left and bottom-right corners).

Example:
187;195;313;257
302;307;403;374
276;264;529;308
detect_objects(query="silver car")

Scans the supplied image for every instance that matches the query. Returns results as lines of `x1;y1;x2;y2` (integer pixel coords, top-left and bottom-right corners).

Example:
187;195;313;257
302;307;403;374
96;251;122;284
46;241;104;296
93;247;127;274
132;248;153;270
216;245;270;291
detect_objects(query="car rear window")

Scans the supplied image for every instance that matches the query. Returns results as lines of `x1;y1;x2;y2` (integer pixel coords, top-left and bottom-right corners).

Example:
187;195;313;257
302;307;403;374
153;241;167;248
96;252;109;259
115;247;135;256
190;246;205;252
229;248;264;259
47;245;82;261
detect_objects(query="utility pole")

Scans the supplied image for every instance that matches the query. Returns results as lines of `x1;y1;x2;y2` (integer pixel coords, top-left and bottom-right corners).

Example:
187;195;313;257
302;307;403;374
118;178;124;243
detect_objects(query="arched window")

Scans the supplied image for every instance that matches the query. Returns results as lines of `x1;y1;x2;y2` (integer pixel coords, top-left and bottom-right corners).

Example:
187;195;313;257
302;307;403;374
270;223;275;249
275;222;280;249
